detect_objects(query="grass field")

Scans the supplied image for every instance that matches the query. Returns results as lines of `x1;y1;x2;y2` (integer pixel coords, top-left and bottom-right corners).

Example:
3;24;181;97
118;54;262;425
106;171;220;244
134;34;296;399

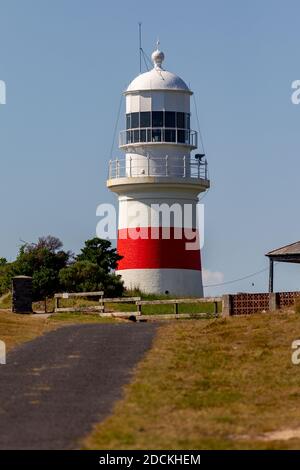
49;312;119;323
0;310;54;351
0;293;11;310
106;301;221;315
83;311;300;450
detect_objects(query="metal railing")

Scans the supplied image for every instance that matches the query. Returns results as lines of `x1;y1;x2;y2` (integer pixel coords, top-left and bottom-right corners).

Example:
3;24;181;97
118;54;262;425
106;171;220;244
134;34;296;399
119;128;198;148
108;155;209;181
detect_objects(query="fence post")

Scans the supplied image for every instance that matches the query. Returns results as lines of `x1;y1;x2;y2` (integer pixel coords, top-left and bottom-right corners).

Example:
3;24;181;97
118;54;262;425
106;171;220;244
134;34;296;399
54;296;59;313
183;156;186;177
269;292;278;311
174;302;179;316
99;294;104;313
165;155;168;176
222;294;232;317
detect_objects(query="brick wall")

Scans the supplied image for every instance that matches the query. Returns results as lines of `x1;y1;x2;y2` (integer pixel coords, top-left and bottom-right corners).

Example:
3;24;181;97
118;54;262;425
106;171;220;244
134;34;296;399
222;291;300;316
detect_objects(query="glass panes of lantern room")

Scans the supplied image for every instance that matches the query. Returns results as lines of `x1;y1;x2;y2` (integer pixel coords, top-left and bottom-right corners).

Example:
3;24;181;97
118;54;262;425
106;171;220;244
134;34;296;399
125;111;191;145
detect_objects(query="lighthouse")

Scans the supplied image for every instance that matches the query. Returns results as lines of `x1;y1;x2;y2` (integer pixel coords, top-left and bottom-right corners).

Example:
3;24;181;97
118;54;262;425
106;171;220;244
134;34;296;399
107;45;210;296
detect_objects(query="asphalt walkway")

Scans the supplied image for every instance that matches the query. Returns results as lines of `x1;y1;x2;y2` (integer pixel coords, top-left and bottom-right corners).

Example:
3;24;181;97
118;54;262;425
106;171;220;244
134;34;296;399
0;323;157;449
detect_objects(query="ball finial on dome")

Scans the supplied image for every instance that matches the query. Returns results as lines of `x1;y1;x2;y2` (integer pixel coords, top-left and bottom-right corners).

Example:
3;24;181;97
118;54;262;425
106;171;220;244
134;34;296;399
151;40;165;69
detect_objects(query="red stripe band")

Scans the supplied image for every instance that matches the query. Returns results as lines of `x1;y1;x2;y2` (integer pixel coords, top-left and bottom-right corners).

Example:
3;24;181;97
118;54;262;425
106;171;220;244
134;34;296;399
117;227;201;270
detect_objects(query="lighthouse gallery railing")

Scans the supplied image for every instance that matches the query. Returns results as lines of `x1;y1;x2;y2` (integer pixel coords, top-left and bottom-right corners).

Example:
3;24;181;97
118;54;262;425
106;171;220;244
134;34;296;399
108;156;208;181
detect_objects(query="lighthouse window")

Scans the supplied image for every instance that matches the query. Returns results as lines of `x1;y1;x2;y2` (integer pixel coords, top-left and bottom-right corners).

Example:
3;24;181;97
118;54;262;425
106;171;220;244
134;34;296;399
152;111;163;127
131;112;139;129
165;111;176;128
140;112;151;128
140;129;146;142
176;112;185;129
126;130;132;144
152;129;162;142
133;130;140;142
124;112;193;145
186;113;190;129
177;129;186;144
165;129;176;142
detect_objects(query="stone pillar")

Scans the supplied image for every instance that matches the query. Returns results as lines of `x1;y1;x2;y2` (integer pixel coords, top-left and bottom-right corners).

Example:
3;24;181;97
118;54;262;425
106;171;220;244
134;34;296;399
222;294;233;317
12;276;33;314
269;292;278;312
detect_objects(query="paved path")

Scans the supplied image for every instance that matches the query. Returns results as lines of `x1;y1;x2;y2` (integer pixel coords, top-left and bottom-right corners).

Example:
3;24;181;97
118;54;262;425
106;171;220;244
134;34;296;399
0;323;158;449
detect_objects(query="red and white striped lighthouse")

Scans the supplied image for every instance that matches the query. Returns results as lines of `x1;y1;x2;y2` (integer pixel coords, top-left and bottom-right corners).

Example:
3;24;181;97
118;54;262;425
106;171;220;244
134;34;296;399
107;45;210;296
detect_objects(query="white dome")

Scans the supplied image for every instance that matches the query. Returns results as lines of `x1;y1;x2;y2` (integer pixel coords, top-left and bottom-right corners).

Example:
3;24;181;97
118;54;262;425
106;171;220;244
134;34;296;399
126;67;191;94
125;46;191;94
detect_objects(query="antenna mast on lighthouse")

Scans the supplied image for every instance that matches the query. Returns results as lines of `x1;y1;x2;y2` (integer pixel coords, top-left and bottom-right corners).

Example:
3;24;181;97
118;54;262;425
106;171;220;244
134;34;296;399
139;22;142;74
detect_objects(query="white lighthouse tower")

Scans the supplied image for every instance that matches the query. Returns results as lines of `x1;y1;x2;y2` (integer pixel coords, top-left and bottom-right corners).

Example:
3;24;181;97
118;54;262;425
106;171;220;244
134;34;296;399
107;44;210;296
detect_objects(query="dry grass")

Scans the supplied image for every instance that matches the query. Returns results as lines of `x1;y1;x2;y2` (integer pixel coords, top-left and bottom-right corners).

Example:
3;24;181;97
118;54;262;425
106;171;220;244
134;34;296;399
83;311;300;450
0;310;55;351
0;293;11;309
49;312;119;324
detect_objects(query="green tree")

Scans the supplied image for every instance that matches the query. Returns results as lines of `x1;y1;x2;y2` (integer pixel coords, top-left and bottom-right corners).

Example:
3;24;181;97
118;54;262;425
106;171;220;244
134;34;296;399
14;236;72;300
60;238;124;297
0;261;16;296
59;261;124;297
76;238;122;271
59;261;101;293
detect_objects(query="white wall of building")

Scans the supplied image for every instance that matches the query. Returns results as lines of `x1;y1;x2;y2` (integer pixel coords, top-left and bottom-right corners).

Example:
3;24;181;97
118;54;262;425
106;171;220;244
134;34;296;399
126;91;190;113
117;268;203;297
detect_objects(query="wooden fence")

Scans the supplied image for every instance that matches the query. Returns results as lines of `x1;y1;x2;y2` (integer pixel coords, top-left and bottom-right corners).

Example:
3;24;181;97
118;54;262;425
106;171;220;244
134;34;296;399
136;297;221;315
54;291;104;313
54;292;140;313
53;292;221;318
53;290;300;318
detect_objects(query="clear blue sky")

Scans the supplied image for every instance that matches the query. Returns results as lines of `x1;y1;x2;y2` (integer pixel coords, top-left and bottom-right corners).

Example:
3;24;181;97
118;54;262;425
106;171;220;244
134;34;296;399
1;0;300;295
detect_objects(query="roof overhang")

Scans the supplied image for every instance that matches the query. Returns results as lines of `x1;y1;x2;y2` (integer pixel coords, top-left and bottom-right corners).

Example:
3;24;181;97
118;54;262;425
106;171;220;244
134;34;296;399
265;241;300;263
124;88;193;96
